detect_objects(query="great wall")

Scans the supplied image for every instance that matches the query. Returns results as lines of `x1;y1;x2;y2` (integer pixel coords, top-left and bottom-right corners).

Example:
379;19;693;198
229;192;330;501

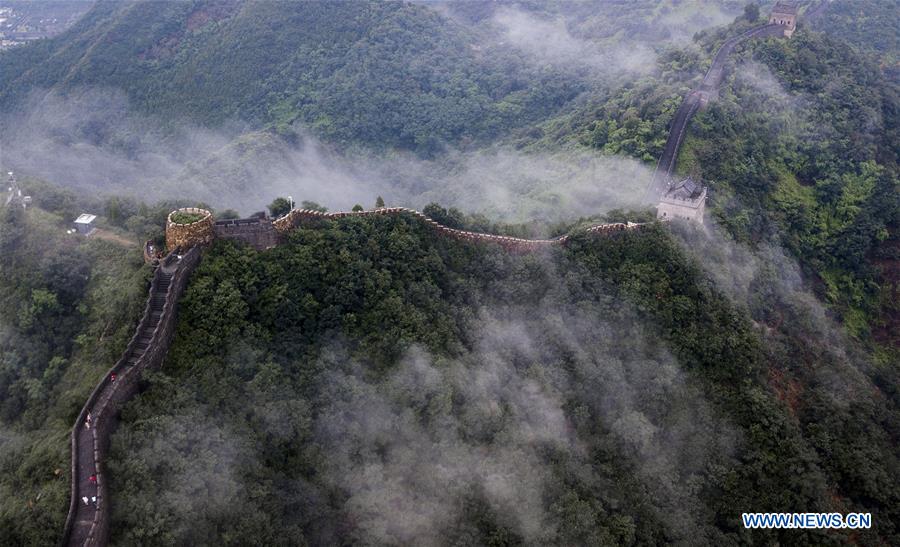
60;248;200;546
59;9;800;546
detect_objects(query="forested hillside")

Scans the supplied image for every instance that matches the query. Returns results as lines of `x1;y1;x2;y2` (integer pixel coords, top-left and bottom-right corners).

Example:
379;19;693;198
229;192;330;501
103;214;899;545
0;179;214;544
0;0;751;156
0;201;146;544
0;1;898;545
0;0;583;154
519;7;900;349
808;0;900;66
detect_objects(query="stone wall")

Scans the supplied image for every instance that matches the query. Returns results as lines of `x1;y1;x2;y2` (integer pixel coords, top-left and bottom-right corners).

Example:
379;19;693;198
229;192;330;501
214;218;278;250
65;208;647;545
272;207;646;252
165;207;214;251
61;247;201;546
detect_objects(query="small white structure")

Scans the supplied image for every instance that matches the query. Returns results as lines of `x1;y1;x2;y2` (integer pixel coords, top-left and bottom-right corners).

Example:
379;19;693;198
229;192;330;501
74;213;97;235
657;176;707;223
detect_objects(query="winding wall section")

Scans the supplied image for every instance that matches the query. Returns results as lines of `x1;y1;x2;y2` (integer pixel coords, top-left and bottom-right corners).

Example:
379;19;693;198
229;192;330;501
61;247;201;547
648;23;788;198
272;207;645;252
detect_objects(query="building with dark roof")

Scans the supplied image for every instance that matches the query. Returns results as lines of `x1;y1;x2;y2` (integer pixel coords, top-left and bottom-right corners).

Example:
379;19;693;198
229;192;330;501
656;176;707;223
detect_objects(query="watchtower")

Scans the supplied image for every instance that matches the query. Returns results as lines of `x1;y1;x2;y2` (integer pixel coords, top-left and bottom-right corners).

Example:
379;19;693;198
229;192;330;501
769;2;798;37
165;207;214;250
657;176;707;223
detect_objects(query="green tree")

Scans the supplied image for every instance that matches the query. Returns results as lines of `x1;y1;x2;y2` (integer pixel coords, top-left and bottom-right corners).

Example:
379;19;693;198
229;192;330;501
743;3;760;22
352;204;364;212
267;197;292;218
422;202;464;229
300;200;327;213
0;204;25;258
18;289;60;331
375;196;385;208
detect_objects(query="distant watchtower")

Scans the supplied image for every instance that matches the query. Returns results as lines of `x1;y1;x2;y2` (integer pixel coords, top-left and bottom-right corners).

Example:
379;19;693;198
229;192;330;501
769;2;798;37
657;176;707;223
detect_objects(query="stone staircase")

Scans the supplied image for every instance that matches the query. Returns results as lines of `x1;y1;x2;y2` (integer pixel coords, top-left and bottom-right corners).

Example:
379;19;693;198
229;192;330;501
62;249;200;547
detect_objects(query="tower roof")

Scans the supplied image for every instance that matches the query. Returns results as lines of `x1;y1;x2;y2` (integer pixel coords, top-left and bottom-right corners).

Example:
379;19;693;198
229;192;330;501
666;176;703;200
772;2;798;16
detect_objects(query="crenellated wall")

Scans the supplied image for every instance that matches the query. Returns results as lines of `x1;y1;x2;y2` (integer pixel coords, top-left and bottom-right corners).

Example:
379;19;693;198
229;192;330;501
272;207;646;252
165;208;214;251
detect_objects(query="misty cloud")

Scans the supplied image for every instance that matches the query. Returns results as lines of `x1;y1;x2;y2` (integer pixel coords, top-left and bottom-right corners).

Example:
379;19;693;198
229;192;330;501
492;7;656;79
1;89;654;226
654;2;741;43
108;404;249;539
310;274;740;544
669;220;878;406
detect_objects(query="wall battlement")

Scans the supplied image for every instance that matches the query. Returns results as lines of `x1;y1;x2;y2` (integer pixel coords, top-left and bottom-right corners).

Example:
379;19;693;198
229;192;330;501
214;217;278;249
163;204;649;255
272;206;646;253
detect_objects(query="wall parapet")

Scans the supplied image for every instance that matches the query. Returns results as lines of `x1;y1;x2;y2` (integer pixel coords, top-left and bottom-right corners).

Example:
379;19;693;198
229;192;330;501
214;217;278;249
271;206;647;252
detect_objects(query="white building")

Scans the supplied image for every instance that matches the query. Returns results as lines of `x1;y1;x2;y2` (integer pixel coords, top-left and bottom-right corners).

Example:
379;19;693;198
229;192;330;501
74;213;97;235
656;176;706;223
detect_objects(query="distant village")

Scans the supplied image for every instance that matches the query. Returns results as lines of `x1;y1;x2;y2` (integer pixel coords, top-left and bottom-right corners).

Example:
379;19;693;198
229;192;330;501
0;2;90;50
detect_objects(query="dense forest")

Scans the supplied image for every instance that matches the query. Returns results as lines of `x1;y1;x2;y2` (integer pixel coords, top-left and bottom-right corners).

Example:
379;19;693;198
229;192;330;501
0;0;582;154
102;214;898;545
0;0;898;545
0;178;222;544
521;6;900;350
0;0;751;156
